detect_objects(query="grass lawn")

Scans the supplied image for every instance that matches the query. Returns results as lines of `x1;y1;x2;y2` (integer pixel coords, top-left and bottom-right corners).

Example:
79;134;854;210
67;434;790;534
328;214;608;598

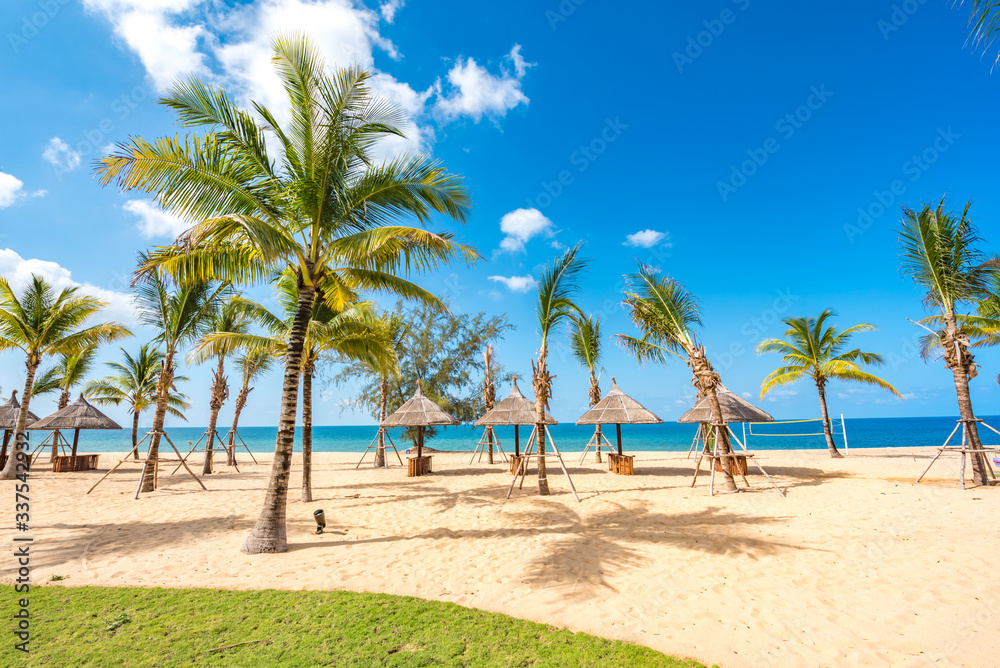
8;585;710;667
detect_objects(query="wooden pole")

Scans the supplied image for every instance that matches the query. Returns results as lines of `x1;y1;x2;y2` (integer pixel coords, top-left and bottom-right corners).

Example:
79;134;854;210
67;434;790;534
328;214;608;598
514;425;520;456
417;426;423;459
71;429;80;457
1;430;10;462
616;423;623;456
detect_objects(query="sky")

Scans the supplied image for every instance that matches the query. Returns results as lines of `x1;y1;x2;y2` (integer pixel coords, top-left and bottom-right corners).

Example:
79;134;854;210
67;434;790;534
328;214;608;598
2;0;1000;430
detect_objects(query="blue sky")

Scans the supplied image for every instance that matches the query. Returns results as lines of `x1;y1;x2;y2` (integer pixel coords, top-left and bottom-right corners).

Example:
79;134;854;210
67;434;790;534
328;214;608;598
2;0;1000;429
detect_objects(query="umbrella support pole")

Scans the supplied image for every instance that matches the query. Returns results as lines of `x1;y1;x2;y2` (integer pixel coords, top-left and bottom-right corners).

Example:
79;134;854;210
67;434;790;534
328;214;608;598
87;430;207;497
218;428;258;466
29;430;72;465
578;427;615;465
506;426;580;503
471;427;508;464
171;429;234;475
356;428;404;469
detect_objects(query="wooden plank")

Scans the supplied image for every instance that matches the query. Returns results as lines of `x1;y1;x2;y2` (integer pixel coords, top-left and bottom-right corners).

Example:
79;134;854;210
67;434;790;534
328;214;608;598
407;455;432;477
608;453;635;476
713;455;748;476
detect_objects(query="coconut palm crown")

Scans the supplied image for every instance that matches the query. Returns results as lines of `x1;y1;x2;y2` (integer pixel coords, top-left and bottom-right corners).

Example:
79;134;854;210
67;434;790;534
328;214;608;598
757;310;901;458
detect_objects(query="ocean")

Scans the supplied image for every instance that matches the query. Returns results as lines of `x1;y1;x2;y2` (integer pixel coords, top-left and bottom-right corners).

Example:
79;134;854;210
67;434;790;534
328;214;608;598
34;415;1000;456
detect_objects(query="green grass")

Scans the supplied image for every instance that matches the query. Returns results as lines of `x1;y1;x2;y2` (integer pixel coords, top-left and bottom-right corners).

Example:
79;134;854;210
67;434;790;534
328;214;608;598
10;585;709;667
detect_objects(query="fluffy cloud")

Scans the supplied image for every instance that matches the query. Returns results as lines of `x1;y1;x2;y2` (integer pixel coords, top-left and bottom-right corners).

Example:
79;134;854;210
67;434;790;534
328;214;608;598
42;137;82;172
0;248;136;323
124;199;190;238
434;45;531;123
379;0;405;22
488;275;537;293
624;229;669;248
498;208;554;253
0;171;45;208
0;172;25;208
83;0;530;161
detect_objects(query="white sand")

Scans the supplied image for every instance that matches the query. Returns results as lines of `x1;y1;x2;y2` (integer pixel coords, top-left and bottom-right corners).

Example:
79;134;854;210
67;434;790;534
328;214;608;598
3;446;999;667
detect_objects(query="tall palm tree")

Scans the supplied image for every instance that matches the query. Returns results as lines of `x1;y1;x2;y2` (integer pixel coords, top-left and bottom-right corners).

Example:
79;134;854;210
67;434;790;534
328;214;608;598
570;314;604;462
756;311;902;458
616;265;740;492
96;35;476;553
86;344;190;460
196;271;394;502
33;348;98;460
532;245;587;496
190;295;253;474
225;349;274;465
900;198;997;486
0;276;130;479
133;270;227;492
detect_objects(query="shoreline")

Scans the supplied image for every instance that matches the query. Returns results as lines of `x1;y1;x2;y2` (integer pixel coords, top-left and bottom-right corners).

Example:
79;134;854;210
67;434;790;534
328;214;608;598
4;447;999;667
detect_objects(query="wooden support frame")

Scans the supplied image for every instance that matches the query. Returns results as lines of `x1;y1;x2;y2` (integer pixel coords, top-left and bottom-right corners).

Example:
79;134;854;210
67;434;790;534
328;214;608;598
690;422;785;497
506;425;580;503
86;430;207;498
915;418;1000;489
355;427;404;469
28;430;71;464
218;427;258;466
470;426;508;464
171;428;237;475
578;426;616;464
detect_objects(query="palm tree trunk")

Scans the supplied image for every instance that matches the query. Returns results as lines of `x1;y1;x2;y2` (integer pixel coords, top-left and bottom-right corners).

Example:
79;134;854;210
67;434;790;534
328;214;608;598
689;346;737;493
943;316;990;486
50;389;71;462
816;381;843;458
590;370;602;463
139;352;175;493
228;385;249;466
131;411;140;459
203;357;227;475
533;349;550;496
241;282;315;554
375;376;387;468
0;362;40;480
301;364;314;503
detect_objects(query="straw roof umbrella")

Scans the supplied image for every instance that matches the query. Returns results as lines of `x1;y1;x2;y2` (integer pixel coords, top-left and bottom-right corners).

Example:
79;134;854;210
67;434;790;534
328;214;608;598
576;377;662;456
0;391;38;462
475;377;557;456
381;381;459;459
30;393;122;457
677;385;774;424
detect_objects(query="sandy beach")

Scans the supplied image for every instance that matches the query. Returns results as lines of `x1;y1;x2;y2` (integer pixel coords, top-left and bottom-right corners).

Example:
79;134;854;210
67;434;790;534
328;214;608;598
4;446;999;667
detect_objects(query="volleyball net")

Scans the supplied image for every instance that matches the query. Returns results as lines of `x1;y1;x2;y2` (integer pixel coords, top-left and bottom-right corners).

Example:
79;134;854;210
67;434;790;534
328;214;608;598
745;416;850;452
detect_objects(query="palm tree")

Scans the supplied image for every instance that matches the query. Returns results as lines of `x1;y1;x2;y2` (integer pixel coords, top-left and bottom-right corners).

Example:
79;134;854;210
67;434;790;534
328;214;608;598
96;34;476;553
225;349;274;465
86;344;190;460
190;296;253;474
0;276;130;479
196;271;394;502
133;270;227;493
900;198;997;486
532;245;587;496
756;311;902;458
369;313;405;468
616;265;740;492
33;348;98;460
570;314;604;462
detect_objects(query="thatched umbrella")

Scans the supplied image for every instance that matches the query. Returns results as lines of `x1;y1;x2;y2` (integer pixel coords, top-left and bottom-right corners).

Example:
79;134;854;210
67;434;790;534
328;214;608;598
575;377;662;456
381;381;459;459
677;385;774;424
30;393;122;457
475;377;557;456
0;391;38;462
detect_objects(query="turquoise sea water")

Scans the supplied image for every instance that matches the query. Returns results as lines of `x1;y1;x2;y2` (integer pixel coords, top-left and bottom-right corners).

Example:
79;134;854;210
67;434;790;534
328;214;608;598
34;415;1000;455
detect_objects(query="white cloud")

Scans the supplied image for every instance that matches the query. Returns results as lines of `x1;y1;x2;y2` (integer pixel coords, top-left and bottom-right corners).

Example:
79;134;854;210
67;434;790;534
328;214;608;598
379;0;404;22
498;208;554;253
488;275;537;293
764;389;798;402
42;137;81;172
123;199;190;239
434;45;530;123
0;172;25;208
84;0;528;163
624;229;670;248
0;248;136;324
740;392;752;399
